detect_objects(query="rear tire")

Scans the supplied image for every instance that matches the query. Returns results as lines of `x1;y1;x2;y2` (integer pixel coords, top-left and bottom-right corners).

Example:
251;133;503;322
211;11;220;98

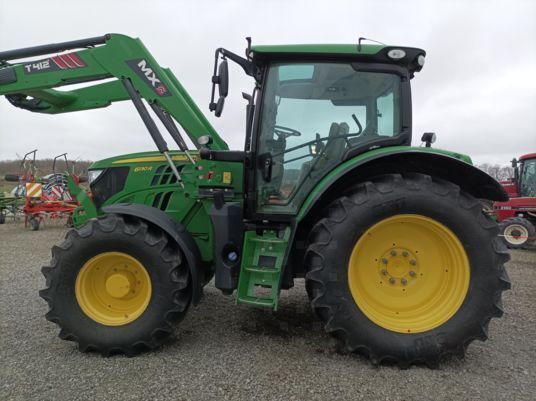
305;173;510;367
0;212;5;224
40;214;191;356
499;217;535;249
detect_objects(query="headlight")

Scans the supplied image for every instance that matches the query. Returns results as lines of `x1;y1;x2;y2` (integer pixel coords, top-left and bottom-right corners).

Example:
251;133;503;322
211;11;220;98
88;169;105;184
198;135;213;146
387;49;406;60
417;54;426;66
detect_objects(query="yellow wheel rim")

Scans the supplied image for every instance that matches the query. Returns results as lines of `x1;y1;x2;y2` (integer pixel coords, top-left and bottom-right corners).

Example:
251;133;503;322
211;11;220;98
348;214;470;334
75;252;152;326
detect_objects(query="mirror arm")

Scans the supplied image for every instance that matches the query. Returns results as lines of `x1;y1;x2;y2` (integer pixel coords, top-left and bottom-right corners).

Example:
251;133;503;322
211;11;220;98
219;48;255;76
209;47;255;115
209;48;222;112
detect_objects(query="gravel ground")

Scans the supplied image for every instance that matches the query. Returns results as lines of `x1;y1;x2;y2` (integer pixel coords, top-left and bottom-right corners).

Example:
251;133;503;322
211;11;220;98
0;220;534;401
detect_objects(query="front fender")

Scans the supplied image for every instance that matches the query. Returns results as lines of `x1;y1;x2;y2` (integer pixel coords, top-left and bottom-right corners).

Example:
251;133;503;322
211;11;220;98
102;203;203;305
298;147;508;221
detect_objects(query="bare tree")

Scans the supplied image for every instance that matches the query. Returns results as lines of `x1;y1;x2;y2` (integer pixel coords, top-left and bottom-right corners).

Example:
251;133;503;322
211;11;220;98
477;163;514;181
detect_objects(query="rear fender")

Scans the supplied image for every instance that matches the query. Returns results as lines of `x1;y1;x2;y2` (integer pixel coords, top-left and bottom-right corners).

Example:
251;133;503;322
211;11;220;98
298;149;508;222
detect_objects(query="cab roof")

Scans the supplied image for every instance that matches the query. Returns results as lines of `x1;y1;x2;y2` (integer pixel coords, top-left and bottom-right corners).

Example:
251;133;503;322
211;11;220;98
520;153;536;161
250;44;426;74
251;44;385;56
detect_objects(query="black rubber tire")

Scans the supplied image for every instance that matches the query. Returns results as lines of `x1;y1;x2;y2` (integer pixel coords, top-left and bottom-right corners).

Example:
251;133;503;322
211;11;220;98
0;212;5;224
40;214;191;356
305;173;511;368
4;173;20;182
29;217;40;231
499;217;535;249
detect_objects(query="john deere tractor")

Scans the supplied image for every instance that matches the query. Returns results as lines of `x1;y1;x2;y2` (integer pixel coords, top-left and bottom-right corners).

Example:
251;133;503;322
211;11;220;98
0;34;510;366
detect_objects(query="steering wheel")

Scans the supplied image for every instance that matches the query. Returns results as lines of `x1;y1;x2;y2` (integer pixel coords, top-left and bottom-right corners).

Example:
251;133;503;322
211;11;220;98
274;125;302;139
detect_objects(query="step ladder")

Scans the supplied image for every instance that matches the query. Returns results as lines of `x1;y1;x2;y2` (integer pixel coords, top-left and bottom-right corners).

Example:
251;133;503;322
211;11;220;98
236;227;291;311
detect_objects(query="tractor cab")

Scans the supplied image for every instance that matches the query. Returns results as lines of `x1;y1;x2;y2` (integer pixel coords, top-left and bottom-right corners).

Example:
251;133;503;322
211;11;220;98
210;43;426;215
515;154;536;198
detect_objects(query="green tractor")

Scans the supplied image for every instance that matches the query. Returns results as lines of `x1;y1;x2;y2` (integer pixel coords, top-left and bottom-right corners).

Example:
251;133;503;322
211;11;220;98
0;35;510;366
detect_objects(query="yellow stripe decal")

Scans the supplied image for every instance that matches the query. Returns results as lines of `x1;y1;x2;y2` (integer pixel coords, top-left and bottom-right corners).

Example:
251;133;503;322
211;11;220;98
112;155;197;164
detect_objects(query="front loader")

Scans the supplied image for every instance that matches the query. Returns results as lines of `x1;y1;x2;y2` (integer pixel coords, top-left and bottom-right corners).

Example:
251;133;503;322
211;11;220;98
0;34;510;367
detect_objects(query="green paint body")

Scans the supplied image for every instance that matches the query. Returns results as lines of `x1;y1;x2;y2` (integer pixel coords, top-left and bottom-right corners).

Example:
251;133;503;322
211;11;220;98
76;150;244;263
0;34;487;308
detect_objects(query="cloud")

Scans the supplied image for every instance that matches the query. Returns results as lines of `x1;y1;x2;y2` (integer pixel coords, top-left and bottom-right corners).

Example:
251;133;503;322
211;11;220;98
0;0;535;166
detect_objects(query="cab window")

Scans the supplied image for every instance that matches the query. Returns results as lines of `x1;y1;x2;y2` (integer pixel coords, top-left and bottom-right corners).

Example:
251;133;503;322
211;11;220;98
256;62;402;213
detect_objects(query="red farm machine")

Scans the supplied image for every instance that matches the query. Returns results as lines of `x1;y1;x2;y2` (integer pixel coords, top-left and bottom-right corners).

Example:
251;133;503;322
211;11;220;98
494;153;536;248
3;150;85;230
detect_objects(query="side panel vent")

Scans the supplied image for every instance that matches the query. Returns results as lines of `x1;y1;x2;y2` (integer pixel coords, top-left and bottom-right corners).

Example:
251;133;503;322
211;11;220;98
152;192;163;208
150;165;183;186
160;191;173;210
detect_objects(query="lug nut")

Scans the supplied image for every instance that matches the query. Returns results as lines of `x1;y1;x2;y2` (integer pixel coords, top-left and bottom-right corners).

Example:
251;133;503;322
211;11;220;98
381;269;388;275
409;259;417;266
389;278;396;284
382;258;388;264
409;270;417;277
401;278;408;286
402;251;409;257
390;250;397;256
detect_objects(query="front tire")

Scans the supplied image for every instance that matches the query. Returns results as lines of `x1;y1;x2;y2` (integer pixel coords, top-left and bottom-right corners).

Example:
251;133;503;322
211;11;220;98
29;217;40;231
499;217;535;249
40;214;191;356
305;174;510;367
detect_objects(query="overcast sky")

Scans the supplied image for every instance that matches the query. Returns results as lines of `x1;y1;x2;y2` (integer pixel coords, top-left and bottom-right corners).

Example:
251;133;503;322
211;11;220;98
0;0;535;165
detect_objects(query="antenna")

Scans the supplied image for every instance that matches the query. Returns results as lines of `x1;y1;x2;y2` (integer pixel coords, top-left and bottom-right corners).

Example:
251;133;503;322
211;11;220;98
245;37;252;60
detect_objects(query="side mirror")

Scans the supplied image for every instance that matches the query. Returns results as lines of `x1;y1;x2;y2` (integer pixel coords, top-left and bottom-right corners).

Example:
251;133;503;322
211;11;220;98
218;60;228;97
209;55;229;118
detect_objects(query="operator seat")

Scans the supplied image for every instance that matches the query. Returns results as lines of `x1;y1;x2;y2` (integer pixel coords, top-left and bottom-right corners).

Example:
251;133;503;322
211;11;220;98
324;122;348;163
297;122;348;184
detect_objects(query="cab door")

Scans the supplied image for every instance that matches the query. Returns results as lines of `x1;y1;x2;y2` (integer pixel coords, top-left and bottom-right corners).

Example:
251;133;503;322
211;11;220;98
254;62;403;216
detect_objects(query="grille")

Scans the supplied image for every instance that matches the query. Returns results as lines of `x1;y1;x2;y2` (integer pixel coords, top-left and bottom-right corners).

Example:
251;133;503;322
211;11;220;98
90;167;129;208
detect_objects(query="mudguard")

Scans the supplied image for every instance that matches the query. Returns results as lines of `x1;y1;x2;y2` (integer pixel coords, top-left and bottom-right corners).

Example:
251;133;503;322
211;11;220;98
298;148;509;221
102;203;203;305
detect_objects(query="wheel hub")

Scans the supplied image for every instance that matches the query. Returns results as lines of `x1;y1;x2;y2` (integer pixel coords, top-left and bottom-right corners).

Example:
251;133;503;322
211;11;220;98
510;229;522;238
105;273;133;298
380;247;419;284
503;223;529;245
75;252;152;326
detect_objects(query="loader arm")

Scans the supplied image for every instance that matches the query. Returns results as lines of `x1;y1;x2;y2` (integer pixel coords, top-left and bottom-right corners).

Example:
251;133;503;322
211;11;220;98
0;33;228;150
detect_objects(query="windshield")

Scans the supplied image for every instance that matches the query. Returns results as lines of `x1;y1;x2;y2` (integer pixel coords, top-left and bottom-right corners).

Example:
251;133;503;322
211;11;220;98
256;62;403;212
520;158;536;197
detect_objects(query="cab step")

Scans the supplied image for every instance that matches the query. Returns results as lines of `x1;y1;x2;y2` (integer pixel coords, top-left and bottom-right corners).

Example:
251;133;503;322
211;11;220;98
236;226;291;311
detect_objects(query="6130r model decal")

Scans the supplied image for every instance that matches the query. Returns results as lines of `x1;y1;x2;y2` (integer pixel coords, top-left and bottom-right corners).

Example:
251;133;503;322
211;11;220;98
23;53;86;74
